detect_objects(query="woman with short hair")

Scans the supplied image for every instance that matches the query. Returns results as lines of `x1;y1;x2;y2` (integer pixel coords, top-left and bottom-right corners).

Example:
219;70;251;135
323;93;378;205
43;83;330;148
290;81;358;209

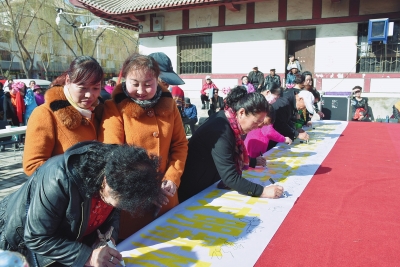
0;142;163;267
178;86;285;202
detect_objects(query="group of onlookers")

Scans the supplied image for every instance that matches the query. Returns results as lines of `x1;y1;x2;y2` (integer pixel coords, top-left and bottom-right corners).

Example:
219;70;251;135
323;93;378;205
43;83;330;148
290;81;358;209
0;80;45;151
0;51;398;267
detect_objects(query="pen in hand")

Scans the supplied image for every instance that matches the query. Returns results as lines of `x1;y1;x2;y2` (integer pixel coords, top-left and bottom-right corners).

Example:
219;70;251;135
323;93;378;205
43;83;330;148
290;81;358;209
260;152;266;168
154;180;168;217
268;178;287;198
106;239;126;266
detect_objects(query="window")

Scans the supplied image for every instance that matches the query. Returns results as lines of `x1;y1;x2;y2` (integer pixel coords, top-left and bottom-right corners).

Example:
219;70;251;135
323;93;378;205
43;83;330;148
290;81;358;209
357;21;400;73
287;29;316;41
177;34;212;74
0;50;12;61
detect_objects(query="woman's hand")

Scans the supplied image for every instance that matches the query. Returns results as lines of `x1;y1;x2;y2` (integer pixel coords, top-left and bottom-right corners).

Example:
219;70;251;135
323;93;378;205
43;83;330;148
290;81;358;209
256;156;266;167
161;180;177;196
306;121;312;127
85;246;122;267
298;131;309;140
284;137;292;145
317;111;325;118
260;185;284;198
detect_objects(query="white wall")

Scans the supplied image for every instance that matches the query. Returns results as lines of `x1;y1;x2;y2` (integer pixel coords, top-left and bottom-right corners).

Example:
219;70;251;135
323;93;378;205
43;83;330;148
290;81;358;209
212;28;286;74
320;78;364;92
315;23;358;73
370;79;400;93
226;4;246;26
189;7;219;28
138;36;178;72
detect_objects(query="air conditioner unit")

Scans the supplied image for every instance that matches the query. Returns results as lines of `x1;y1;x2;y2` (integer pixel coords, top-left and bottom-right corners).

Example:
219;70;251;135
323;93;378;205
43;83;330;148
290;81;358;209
153;17;164;31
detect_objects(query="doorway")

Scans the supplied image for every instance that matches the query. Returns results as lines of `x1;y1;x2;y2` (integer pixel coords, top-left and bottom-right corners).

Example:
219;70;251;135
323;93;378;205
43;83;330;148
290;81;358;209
287;29;316;75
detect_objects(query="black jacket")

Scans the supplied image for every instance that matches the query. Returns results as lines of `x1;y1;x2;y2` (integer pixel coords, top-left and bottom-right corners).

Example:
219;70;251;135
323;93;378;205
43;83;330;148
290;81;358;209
2;92;19;126
0;141;120;267
265;74;281;88
272;90;298;140
178;111;264;202
247;71;265;89
208;96;225;116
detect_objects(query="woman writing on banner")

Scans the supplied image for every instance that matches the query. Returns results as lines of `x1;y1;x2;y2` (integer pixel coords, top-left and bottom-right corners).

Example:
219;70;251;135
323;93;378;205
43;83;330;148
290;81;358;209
0;142;164;267
99;53;188;239
23;56;105;176
178;86;284;202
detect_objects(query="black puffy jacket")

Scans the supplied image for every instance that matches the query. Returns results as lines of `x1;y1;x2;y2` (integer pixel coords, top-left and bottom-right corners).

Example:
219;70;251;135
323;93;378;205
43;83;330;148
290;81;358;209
0;142;119;267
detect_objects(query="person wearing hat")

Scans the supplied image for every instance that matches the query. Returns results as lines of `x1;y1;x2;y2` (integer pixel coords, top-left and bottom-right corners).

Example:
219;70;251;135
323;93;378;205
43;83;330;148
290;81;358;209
286;54;302;73
182;97;198;134
247;66;265;93
33;85;44;106
351;86;369;121
267;90;314;150
170;85;185;115
2;81;25;127
286;64;299;88
99;53;188;238
201;75;218;109
264;68;281;89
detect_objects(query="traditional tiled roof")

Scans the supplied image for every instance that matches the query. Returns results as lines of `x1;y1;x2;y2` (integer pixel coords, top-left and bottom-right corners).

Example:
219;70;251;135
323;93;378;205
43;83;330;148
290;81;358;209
74;0;224;14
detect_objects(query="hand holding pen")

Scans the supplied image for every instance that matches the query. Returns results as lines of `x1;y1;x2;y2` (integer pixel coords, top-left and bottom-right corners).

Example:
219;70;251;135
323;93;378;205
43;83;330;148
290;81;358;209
153;180;174;217
268;178;287;198
90;227;125;266
257;152;267;167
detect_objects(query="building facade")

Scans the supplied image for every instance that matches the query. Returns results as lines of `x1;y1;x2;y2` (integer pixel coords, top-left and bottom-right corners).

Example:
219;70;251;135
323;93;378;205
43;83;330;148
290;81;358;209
75;0;400;119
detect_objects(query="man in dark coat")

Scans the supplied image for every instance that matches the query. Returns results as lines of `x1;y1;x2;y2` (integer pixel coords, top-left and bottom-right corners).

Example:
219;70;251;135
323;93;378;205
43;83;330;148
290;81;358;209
264;69;281;88
248;66;265;93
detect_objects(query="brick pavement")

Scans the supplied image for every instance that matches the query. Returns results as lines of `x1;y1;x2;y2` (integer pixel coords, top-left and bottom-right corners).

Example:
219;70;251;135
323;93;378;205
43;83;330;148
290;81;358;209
0;146;27;201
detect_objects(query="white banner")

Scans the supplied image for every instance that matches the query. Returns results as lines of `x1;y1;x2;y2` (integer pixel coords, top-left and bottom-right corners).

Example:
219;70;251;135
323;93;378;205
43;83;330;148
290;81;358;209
118;121;348;266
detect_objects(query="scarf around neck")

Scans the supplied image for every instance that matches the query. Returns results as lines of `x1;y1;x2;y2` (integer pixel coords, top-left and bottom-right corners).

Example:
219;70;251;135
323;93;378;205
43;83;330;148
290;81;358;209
224;107;249;174
63;85;98;119
122;82;162;110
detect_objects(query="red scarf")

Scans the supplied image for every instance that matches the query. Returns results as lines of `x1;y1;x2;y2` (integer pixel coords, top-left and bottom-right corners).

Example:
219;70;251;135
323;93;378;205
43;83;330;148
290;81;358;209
224;107;249;174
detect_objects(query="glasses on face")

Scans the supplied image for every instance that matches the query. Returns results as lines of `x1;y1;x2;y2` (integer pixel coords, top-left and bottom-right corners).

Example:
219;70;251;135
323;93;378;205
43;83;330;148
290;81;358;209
214;91;218;94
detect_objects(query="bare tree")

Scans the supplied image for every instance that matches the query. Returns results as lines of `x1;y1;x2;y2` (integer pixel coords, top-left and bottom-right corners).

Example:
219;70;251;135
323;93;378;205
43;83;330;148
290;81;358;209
0;0;139;79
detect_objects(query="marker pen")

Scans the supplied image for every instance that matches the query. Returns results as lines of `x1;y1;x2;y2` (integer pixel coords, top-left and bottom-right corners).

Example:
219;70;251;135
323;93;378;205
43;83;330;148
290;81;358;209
268;178;287;198
106;239;126;266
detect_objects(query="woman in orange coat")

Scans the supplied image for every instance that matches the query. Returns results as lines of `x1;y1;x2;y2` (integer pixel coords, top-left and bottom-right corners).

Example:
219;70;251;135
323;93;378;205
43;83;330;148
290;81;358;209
99;53;188;239
23;56;104;175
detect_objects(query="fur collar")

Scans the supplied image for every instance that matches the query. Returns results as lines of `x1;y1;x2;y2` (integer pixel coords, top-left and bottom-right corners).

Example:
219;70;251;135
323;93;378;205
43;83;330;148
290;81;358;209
46;86;103;130
111;84;174;119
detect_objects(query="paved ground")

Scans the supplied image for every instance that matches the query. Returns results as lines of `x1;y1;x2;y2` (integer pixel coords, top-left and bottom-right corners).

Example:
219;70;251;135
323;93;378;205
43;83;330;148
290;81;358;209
0;145;27;201
0;103;209;201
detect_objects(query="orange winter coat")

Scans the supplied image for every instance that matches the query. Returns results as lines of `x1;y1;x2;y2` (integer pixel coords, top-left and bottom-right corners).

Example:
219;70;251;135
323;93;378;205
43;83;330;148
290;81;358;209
23;86;104;176
99;84;188;238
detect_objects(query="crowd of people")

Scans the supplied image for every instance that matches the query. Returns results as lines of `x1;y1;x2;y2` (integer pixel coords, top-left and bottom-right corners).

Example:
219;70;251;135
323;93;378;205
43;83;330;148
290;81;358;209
0;52;396;266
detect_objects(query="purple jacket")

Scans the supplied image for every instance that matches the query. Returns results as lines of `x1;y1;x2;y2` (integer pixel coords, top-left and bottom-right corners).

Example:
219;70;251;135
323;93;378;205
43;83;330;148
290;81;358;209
243;83;255;93
35;93;45;106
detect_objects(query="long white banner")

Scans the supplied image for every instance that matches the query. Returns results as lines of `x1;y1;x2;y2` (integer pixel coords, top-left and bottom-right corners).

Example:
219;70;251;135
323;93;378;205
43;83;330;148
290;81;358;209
118;121;348;266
